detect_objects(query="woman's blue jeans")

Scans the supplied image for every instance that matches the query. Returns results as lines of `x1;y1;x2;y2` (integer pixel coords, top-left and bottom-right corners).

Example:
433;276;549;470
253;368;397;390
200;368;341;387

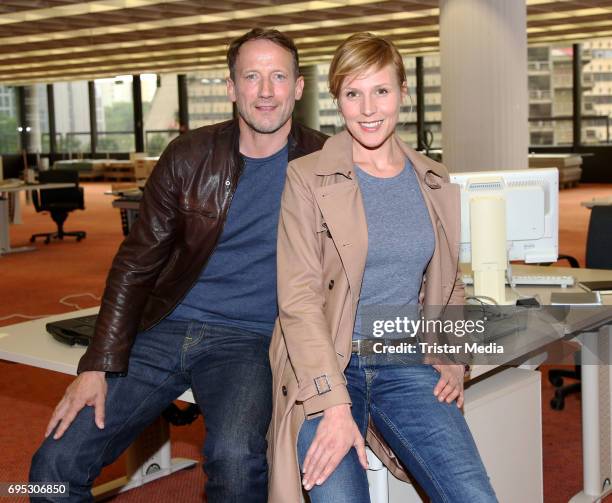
30;319;272;503
298;354;498;503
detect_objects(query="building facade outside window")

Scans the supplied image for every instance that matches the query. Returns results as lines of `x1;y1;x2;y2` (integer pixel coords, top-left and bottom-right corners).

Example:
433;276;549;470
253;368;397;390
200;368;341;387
24;84;50;154
582;38;612;144
422;55;442;149
0;85;19;154
53;81;91;155
142;73;179;156
527;45;577;146
95;76;134;153
186;70;233;129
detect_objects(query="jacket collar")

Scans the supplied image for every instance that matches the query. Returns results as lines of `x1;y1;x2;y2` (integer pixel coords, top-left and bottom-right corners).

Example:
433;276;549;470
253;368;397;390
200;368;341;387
223;119;326;165
313;129;447;188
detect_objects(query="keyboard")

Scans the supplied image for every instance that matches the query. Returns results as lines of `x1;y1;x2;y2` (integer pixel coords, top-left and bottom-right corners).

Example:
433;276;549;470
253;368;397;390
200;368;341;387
462;274;575;288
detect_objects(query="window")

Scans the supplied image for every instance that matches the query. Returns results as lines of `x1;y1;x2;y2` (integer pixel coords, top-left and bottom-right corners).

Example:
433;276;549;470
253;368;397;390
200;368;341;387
24;84;50;153
316;63;343;136
0;85;19;154
186;70;232;129
53;81;91;154
419;55;442;149
581;37;612;144
142;73;179;156
95;76;134;153
396;57;418;147
527;45;573;146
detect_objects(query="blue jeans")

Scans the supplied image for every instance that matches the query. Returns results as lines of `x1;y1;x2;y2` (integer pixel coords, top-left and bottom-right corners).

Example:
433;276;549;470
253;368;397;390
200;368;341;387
30;320;272;503
298;355;498;503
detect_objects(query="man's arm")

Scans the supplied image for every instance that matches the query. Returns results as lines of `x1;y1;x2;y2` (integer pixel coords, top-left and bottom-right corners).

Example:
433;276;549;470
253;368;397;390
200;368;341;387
78;141;180;374
46;141;181;438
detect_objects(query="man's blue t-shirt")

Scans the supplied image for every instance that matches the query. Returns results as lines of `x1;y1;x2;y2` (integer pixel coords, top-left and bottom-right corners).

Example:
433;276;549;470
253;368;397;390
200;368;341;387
167;143;289;335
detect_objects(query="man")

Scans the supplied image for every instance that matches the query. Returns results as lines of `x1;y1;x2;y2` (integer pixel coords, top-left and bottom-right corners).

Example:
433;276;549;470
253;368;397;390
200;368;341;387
30;28;326;502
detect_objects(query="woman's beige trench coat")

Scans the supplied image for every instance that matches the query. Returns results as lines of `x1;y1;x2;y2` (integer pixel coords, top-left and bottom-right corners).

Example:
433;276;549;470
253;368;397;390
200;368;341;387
268;130;465;502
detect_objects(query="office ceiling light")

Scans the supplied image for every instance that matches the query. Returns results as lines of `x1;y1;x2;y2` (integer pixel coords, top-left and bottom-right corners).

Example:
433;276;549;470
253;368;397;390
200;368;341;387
0;32;441;76
0;0;186;26
528;19;612;35
3;0;612;85
0;23;443;74
528;7;612;22
0;0;404;47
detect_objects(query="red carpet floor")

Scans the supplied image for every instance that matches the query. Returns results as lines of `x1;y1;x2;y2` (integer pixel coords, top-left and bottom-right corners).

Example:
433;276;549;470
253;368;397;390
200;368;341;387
1;182;611;502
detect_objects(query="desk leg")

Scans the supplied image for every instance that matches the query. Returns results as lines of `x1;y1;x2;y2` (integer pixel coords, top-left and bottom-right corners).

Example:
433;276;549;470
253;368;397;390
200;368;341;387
366;448;390;503
11;192;23;225
570;327;612;502
0;197;9;254
91;416;197;500
0;193;36;255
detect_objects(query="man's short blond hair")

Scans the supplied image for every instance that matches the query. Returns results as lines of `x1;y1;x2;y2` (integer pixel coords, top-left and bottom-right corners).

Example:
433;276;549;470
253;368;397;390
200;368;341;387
328;32;406;100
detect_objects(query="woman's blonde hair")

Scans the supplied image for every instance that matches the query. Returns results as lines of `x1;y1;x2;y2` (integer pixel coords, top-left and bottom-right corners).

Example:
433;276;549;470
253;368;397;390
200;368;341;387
328;32;406;100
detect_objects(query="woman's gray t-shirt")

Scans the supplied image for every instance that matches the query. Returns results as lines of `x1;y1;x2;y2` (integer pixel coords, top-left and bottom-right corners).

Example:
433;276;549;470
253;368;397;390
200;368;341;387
353;160;435;340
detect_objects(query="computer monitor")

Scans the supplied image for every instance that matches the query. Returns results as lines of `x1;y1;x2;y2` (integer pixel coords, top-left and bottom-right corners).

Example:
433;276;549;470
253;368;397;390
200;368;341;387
449;168;559;304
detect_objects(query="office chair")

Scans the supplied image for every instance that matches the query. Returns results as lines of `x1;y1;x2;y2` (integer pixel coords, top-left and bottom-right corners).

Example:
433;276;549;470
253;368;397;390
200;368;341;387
30;169;86;244
549;205;612;410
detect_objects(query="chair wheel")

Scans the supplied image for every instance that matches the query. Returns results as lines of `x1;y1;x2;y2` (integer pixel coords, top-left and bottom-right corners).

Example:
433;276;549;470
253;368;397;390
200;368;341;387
76;236;83;242
549;376;563;387
550;395;565;411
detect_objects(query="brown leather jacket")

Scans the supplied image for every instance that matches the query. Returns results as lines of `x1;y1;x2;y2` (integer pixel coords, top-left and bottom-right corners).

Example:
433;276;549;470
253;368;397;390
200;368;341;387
77;119;327;375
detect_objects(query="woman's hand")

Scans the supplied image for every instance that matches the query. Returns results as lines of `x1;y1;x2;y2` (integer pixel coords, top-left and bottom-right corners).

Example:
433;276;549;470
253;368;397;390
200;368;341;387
432;363;465;407
302;403;368;490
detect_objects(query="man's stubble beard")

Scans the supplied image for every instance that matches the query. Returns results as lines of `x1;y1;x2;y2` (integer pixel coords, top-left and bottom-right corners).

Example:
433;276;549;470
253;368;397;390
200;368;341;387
236;102;294;135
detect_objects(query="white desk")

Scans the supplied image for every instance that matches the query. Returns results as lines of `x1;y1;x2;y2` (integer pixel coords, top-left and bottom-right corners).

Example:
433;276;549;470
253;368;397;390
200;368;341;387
383;264;612;503
0;182;75;255
581;196;612;209
0;307;196;499
475;265;612;503
1;265;612;502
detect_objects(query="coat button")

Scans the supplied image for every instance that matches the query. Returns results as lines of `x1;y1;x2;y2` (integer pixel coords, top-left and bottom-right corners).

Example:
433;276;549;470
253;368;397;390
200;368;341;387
328;280;335;290
282;386;288;396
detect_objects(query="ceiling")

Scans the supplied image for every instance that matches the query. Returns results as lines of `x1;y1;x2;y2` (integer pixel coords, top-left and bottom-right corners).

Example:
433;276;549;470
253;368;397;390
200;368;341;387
2;0;612;85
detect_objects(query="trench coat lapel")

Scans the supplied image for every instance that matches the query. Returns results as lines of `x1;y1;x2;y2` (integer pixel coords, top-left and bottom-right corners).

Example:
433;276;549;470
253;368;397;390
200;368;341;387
400;142;461;272
312;132;368;303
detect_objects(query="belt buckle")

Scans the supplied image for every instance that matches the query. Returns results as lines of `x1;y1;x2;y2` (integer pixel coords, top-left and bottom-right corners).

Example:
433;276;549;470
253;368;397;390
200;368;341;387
351;340;362;354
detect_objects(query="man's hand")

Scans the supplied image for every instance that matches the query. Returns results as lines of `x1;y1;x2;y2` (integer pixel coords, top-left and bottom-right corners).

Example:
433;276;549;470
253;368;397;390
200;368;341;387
432;363;465;407
45;371;107;440
302;403;368;490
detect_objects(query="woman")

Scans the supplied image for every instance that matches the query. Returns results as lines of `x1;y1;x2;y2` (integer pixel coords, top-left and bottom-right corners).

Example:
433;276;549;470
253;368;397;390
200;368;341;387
268;33;497;503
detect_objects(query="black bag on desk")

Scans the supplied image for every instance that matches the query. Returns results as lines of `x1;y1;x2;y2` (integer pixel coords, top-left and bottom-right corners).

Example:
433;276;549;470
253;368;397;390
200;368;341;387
46;314;98;346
